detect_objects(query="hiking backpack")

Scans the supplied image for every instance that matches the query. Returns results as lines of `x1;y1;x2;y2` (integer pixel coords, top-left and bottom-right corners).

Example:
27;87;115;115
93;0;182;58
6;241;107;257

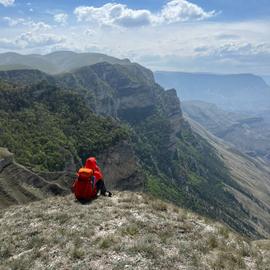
72;168;97;201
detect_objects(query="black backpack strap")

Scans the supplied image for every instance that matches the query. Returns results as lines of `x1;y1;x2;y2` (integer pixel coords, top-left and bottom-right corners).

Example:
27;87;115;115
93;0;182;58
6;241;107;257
90;175;95;189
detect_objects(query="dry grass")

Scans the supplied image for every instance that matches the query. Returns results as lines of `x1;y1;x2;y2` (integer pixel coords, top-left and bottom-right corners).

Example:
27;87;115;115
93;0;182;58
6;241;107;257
0;191;269;270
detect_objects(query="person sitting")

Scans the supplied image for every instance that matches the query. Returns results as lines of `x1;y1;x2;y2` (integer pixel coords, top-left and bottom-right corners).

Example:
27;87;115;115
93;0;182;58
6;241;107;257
84;157;112;197
72;157;112;202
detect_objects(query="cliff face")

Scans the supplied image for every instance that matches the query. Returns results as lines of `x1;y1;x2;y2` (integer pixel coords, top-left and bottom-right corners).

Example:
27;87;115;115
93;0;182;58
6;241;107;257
56;63;162;123
162;89;184;149
97;141;143;191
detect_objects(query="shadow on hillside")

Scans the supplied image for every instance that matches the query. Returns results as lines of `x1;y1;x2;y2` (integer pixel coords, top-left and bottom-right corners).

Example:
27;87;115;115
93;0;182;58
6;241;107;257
74;197;98;205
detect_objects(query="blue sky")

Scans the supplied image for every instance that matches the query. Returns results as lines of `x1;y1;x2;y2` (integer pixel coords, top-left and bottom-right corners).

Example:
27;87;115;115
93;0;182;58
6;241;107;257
2;0;270;22
0;0;270;75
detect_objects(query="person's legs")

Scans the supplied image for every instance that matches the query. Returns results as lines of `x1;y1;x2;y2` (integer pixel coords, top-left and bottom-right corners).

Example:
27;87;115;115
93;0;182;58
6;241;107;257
96;180;106;195
96;180;112;196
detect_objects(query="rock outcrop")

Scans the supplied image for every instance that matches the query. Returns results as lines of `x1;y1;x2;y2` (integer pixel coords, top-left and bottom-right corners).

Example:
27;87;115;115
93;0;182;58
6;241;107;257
97;141;143;191
162;89;184;149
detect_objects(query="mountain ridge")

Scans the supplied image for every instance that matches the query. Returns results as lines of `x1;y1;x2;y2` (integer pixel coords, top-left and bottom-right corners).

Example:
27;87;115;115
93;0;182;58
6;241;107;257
154;71;270;112
0;51;133;75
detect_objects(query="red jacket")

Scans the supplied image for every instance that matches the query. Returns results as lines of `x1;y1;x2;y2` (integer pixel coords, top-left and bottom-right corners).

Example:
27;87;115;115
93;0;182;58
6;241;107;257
85;157;103;181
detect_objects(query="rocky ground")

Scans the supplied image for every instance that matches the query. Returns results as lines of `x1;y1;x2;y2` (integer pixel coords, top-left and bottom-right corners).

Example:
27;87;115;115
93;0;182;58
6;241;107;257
0;192;269;270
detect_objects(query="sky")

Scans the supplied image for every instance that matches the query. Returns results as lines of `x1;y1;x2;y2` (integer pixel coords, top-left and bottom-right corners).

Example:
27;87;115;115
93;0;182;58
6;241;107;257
0;0;270;75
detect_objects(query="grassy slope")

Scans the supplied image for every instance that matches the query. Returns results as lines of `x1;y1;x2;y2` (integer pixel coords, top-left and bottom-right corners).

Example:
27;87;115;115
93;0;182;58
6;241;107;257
186;116;270;238
0;192;269;270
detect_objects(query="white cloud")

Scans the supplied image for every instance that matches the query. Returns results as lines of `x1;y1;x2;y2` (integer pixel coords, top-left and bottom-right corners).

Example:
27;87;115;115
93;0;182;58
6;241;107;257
0;18;62;50
74;3;154;27
0;38;18;49
3;17;25;26
206;42;270;57
84;29;96;36
54;13;68;25
74;0;216;27
161;0;216;23
113;7;154;27
16;32;64;48
3;17;51;31
0;0;14;7
0;33;64;50
31;21;51;31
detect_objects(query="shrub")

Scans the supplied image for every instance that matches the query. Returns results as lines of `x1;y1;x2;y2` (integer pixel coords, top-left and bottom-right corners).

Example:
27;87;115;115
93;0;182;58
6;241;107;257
121;224;140;237
208;234;219;249
99;235;118;249
151;201;168;212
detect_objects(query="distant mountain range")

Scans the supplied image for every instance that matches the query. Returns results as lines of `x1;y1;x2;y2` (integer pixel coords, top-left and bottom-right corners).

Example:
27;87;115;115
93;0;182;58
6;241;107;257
0;51;131;74
183;101;270;164
155;71;270;112
182;100;249;135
